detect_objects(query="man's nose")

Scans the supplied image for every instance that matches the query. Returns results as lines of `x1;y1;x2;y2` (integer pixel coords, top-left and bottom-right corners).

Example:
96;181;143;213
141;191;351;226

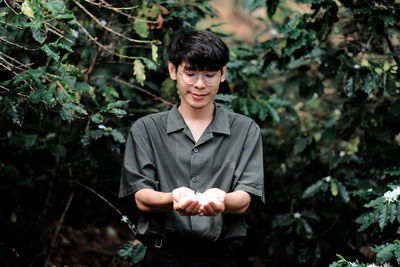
193;75;206;88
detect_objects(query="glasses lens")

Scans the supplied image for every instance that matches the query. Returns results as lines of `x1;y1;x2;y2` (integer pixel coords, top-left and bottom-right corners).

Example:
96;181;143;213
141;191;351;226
179;70;221;86
182;72;197;85
204;74;220;86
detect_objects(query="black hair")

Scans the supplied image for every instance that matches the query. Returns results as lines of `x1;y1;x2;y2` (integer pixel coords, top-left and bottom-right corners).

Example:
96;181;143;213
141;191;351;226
168;30;230;71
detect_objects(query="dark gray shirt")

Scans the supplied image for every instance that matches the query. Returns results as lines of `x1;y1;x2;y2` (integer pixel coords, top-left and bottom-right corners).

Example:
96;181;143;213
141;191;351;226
119;104;264;242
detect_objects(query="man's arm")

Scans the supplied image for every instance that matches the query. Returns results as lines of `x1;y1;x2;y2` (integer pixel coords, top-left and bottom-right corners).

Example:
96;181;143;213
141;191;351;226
135;189;173;212
135;187;201;215
224;190;251;214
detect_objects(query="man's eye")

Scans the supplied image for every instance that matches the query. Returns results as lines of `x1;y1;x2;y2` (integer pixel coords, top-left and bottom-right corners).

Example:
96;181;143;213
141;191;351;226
205;74;216;78
186;73;196;78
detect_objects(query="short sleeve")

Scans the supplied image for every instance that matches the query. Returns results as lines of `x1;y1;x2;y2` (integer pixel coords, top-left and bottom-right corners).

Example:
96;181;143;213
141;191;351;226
233;122;265;203
119;122;159;198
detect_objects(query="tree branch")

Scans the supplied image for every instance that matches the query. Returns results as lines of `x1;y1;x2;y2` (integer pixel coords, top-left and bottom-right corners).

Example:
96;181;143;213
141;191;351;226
72;0;159;45
74;19;143;60
92;75;175;106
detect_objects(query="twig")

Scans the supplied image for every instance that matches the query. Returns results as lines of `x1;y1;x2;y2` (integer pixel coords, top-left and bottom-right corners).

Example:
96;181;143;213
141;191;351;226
0;56;27;72
83;0;138;20
45;22;74;44
85;13;115;81
44;185;77;267
0;19;24;29
72;0;159;45
0;51;32;68
77;182;137;236
0;36;40;51
74;19;142;60
4;0;19;15
92;75;174;106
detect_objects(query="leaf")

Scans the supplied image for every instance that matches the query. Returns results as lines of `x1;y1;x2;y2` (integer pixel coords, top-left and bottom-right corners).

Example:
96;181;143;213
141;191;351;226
115;241;146;265
62;103;88;115
44;0;66;15
151;44;158;62
379;204;390;231
48;144;67;158
21;0;35;18
376;243;395;263
91;113;103;124
330;180;338;196
134;59;146;86
134;19;149;38
337;181;350;203
32;27;46;44
302;180;324;198
109;108;127;118
271;213;295;228
265;103;280;123
23;134;38;149
294;136;313;155
111;129;126;143
344;75;355;98
75;82;91;93
107;100;130;108
42;44;60;61
300;218;314;237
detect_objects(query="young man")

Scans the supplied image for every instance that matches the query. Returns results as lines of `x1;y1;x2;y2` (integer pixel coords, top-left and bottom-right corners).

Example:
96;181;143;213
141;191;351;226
119;30;264;267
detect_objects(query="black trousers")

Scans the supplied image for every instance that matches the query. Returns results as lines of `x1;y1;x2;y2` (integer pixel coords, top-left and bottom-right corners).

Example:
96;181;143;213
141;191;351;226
142;242;237;267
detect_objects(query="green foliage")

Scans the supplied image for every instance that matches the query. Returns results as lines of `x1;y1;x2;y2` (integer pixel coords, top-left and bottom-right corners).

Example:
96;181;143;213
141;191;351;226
1;0;400;266
115;241;147;265
238;0;400;266
0;0;215;265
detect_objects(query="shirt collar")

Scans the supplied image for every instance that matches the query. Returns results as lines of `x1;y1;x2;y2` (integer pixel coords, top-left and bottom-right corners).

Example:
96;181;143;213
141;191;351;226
166;104;231;135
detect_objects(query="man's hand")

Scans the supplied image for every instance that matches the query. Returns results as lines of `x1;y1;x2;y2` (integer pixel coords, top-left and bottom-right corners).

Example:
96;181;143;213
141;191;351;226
172;187;200;216
198;188;226;216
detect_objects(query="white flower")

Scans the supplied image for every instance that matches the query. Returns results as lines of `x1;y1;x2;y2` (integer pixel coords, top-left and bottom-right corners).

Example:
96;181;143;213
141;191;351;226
293;212;301;219
325;176;331;182
121;215;129;223
98;124;106;129
383;186;400;203
354;64;360;69
71;29;78;38
383;263;393;267
367;188;373;192
270;29;278;36
347;52;354;57
339;151;346;157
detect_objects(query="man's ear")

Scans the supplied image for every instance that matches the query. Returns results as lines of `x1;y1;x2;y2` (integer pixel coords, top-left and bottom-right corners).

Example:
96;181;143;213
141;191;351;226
220;65;227;82
168;61;177;80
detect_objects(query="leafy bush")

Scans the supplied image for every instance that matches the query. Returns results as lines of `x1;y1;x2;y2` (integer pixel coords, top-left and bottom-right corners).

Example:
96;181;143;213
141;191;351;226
1;0;400;266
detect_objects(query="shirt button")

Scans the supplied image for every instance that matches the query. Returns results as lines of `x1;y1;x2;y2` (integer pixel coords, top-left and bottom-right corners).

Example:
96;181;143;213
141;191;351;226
191;177;198;182
193;148;199;153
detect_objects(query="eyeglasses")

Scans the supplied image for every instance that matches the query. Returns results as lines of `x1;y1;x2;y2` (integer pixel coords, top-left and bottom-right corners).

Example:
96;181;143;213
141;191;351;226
177;69;222;86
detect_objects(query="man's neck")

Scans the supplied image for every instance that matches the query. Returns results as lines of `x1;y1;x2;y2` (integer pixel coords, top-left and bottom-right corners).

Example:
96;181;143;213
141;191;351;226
178;103;215;122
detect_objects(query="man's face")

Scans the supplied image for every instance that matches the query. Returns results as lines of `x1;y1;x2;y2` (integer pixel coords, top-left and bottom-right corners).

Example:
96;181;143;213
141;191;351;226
168;61;227;111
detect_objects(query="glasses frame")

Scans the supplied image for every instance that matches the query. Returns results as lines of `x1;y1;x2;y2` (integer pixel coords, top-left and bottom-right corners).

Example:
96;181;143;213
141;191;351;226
176;67;222;86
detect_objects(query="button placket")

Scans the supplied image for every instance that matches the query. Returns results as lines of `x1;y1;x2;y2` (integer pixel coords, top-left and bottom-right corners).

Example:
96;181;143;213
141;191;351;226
190;145;200;189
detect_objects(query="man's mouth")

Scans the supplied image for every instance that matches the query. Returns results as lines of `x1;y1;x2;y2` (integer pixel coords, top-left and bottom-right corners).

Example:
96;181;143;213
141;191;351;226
190;93;208;99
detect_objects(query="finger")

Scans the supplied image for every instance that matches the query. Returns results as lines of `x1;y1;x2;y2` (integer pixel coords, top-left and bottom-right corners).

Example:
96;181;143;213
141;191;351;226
209;200;225;213
186;200;200;215
204;203;218;216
